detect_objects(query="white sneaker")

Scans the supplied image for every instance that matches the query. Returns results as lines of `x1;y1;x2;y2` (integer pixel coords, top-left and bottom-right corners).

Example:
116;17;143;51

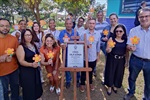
56;88;61;95
49;86;54;92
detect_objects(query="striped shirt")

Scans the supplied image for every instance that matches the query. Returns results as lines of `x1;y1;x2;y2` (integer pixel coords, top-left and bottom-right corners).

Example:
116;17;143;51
127;25;150;59
95;21;109;34
80;29;101;62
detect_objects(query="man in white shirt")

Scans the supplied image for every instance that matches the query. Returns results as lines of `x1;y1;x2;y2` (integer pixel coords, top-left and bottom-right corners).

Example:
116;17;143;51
44;19;60;41
74;17;85;36
124;7;150;100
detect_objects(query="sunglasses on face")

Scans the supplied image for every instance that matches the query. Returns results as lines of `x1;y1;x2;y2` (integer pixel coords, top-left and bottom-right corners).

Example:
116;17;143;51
115;30;123;33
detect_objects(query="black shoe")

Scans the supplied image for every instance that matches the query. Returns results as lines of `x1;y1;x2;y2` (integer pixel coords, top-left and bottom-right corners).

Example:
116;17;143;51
101;81;105;85
124;93;134;100
107;91;112;96
65;82;71;89
112;87;117;93
93;72;97;77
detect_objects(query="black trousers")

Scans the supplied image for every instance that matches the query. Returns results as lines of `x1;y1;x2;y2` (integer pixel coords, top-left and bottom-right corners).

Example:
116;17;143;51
104;54;125;88
80;60;97;85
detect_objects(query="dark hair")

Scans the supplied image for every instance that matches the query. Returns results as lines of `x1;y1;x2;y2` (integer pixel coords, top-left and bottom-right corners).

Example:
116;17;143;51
44;34;57;49
68;13;73;17
49;19;55;23
20;29;36;47
0;18;11;25
97;10;103;14
141;1;146;6
109;13;118;19
18;20;26;24
65;18;73;24
88;17;96;22
31;22;41;42
113;24;127;40
78;17;85;22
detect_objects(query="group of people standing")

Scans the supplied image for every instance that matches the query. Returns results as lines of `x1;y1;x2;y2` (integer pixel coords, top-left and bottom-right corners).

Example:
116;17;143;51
0;6;150;100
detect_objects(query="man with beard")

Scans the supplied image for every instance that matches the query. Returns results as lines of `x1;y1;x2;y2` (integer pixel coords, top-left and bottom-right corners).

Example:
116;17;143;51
0;18;19;100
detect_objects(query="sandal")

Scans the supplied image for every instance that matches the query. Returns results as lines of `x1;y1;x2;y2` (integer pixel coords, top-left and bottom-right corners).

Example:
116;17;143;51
56;88;61;95
79;85;85;93
49;86;54;92
90;84;95;91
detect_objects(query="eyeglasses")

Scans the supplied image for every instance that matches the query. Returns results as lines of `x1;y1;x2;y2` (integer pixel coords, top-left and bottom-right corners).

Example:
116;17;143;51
46;40;53;43
139;15;150;19
0;25;10;28
115;30;123;33
79;20;84;22
24;34;32;37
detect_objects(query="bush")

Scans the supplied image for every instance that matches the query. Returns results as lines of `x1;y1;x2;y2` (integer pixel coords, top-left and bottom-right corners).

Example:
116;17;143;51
56;21;65;27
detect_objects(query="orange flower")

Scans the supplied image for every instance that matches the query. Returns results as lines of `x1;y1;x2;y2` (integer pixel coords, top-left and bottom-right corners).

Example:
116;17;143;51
130;36;140;45
47;73;52;78
40;20;46;26
63;34;70;42
5;48;14;56
103;30;109;36
33;54;41;63
89;8;94;12
27;21;33;27
88;36;94;43
13;24;20;30
47;51;54;59
108;39;116;48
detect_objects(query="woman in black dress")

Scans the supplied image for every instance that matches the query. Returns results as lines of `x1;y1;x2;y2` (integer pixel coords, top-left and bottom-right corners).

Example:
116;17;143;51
104;24;128;95
16;29;43;100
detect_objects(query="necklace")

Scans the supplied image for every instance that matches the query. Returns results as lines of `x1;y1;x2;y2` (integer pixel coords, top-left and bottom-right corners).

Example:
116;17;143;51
27;44;36;53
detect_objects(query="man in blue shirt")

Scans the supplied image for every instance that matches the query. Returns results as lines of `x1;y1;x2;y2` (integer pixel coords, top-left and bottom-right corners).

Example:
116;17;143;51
59;18;80;88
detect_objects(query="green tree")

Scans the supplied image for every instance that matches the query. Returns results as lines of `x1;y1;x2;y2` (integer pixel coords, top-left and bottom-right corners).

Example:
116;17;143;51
54;0;91;19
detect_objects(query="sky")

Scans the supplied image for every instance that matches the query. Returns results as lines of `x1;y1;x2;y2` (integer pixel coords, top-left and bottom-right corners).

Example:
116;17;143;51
96;0;107;5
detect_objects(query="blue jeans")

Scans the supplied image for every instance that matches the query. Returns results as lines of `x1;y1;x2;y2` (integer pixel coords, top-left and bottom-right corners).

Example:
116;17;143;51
100;43;107;56
0;69;19;100
65;72;80;83
128;54;150;99
0;79;4;100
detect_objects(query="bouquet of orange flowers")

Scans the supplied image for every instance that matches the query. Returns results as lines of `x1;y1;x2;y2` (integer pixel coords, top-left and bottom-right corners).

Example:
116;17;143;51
47;51;54;59
27;20;33;27
103;30;109;36
88;36;94;44
5;48;14;57
33;54;41;65
47;51;54;66
63;34;70;43
107;38;116;48
47;73;52;78
130;36;140;45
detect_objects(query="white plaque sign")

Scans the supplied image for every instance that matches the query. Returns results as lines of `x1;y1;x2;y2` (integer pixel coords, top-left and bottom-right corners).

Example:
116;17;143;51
67;44;84;67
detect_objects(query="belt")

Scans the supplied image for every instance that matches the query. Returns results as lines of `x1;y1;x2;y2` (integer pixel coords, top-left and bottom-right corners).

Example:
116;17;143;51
110;54;125;59
132;54;150;62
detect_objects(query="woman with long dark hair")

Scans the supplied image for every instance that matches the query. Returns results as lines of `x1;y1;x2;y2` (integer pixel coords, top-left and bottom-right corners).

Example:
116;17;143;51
104;24;129;95
32;22;45;83
16;29;43;100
